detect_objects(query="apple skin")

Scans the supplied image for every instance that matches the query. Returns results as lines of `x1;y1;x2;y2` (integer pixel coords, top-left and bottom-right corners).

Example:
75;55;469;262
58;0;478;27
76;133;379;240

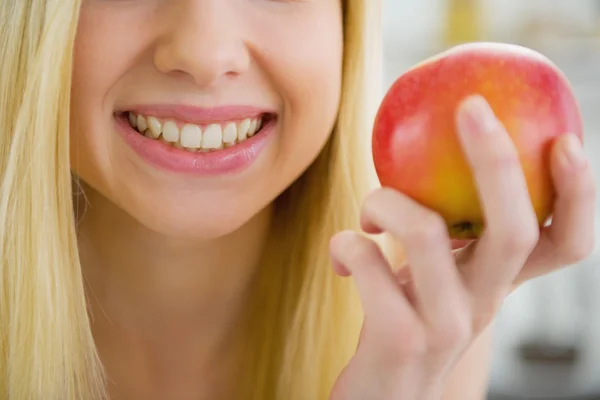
372;42;583;239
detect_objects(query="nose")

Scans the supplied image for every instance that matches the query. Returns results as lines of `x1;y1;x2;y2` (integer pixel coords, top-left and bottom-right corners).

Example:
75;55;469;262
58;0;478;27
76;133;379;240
153;1;250;87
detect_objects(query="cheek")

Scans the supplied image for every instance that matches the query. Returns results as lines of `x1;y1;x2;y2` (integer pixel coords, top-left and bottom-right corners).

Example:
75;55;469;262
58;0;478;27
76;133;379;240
283;49;343;130
281;61;342;175
70;35;111;194
258;17;344;177
69;9;142;191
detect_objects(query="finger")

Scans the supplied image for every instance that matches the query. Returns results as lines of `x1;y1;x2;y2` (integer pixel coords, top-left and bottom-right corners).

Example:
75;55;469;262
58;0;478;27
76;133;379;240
455;95;539;297
517;134;595;283
329;230;418;327
360;189;468;331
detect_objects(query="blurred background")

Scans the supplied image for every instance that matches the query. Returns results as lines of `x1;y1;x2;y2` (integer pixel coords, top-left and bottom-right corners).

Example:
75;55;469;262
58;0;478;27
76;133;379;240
381;1;600;399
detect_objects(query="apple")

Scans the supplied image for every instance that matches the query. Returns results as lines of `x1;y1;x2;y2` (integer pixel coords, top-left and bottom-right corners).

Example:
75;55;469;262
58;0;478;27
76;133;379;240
372;42;583;240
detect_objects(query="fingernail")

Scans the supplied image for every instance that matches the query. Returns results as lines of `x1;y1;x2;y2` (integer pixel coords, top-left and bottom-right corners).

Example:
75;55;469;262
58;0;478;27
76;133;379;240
457;95;498;135
562;134;586;168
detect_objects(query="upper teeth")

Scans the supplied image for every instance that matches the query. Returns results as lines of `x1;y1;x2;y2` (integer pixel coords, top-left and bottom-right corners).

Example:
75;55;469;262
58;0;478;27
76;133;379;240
127;112;264;151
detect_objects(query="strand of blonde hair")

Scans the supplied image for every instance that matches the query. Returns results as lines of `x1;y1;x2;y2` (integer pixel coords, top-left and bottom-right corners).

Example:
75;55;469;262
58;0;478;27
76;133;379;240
0;0;382;398
0;1;106;399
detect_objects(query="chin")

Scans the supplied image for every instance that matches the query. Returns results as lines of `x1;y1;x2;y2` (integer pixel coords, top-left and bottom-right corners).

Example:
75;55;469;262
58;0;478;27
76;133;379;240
72;105;331;242
119;194;272;241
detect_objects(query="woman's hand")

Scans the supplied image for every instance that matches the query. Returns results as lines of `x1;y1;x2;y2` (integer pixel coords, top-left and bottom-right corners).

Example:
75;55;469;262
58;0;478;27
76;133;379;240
329;95;596;400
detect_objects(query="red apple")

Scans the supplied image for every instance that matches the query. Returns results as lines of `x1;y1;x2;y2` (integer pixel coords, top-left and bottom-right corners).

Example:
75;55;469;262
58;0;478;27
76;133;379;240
372;42;583;239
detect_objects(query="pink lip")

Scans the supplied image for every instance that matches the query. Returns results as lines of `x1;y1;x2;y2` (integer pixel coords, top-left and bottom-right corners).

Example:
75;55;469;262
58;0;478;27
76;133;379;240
115;113;276;176
123;104;271;125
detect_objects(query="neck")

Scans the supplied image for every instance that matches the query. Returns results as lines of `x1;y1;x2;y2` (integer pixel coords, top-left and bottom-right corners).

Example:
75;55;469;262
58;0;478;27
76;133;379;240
76;187;272;398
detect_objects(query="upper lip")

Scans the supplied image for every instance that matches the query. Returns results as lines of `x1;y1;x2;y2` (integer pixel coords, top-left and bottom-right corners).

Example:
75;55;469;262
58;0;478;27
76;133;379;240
119;105;275;125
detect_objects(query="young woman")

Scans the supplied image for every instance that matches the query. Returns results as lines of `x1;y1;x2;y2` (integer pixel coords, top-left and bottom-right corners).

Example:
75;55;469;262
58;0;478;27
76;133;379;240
0;0;595;399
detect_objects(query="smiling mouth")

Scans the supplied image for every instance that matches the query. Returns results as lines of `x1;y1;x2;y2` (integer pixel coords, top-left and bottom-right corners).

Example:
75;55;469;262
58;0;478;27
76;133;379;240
119;111;276;153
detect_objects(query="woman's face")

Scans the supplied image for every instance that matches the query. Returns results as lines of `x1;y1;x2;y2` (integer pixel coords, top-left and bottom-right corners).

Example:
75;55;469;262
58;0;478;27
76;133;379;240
71;0;343;239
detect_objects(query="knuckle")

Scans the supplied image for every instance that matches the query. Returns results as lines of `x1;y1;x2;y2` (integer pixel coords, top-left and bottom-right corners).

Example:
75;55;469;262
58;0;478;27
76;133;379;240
373;318;428;364
364;187;399;209
577;175;597;200
491;220;539;255
346;235;381;264
361;188;399;223
518;223;540;250
430;313;472;353
362;190;383;219
558;238;594;265
392;325;428;360
473;297;504;332
409;213;448;246
379;186;402;199
481;147;520;172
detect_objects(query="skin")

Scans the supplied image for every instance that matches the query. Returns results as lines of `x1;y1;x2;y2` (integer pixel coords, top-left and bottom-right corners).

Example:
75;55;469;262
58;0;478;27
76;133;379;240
329;96;596;399
72;0;342;398
70;0;596;399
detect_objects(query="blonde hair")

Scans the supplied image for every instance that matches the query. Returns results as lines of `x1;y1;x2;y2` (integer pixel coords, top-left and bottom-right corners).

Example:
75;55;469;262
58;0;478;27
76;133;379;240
0;0;383;399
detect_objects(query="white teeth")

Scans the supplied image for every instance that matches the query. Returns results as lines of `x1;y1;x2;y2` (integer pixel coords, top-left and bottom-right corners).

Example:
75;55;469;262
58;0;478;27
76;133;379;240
248;119;258;137
222;122;237;145
238;119;250;142
127;112;267;152
129;113;138;128
147;116;162;139
162;121;179;143
137;115;148;132
180;124;202;149
202;124;223;149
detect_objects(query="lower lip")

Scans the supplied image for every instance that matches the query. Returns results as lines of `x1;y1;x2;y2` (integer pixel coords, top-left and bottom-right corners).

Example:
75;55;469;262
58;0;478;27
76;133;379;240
115;115;275;175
